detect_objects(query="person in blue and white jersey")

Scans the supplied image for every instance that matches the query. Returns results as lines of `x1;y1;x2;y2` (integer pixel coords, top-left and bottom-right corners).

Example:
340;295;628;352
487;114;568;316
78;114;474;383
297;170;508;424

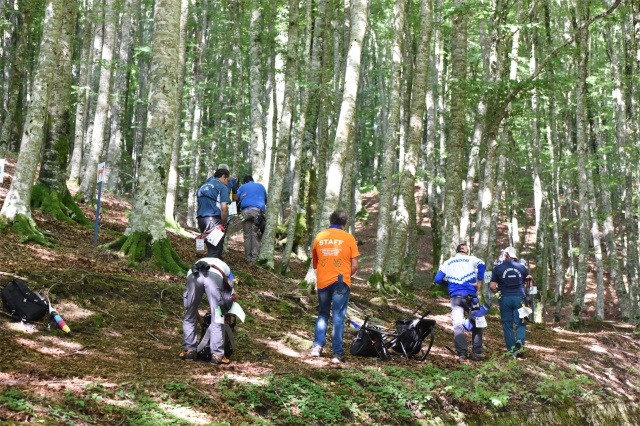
434;243;486;362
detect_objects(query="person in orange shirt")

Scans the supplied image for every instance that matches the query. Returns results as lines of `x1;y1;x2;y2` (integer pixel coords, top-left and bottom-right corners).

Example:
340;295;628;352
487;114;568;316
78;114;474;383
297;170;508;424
310;210;360;363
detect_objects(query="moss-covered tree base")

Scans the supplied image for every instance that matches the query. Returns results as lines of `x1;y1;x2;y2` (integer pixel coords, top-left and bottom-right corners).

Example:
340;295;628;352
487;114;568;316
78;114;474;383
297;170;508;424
367;271;403;295
2;213;51;245
257;256;275;271
31;184;91;226
104;231;189;274
164;217;193;239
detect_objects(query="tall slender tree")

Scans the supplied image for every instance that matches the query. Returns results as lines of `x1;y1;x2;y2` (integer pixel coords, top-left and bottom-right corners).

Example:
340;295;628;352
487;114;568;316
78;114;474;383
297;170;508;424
79;0;116;202
0;0;66;240
104;0;189;273
257;0;301;270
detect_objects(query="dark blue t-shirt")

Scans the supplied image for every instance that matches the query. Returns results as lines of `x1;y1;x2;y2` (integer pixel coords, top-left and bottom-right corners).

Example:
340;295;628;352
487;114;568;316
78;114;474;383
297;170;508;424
196;177;231;217
490;260;529;297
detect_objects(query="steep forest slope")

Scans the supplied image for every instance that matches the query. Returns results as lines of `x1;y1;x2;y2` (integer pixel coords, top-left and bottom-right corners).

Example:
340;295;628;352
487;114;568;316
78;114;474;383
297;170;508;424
1;155;640;425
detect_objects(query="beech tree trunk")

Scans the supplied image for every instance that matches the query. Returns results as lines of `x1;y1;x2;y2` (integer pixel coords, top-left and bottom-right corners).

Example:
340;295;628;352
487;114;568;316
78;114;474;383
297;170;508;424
164;0;188;227
104;0;138;193
68;0;94;185
372;0;404;279
568;0;591;329
248;1;266;182
109;0;188;274
303;0;368;285
80;0;116;202
258;0;301;270
0;0;64;237
440;0;467;259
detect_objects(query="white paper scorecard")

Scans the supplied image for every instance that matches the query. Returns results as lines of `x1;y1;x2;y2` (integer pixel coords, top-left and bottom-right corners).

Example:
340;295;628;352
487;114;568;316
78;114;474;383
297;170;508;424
228;201;237;215
474;316;487;328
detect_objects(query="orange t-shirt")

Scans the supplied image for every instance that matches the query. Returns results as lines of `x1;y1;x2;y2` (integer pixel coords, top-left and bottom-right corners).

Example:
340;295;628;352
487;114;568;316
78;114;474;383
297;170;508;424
312;227;360;290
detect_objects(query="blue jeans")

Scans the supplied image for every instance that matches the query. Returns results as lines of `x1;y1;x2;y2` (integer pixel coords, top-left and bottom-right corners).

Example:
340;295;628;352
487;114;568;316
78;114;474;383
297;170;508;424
313;281;351;356
498;295;527;352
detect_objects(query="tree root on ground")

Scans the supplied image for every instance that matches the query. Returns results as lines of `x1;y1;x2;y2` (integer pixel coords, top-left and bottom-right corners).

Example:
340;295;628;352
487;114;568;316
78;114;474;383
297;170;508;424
31;184;91;225
6;213;50;245
104;231;188;274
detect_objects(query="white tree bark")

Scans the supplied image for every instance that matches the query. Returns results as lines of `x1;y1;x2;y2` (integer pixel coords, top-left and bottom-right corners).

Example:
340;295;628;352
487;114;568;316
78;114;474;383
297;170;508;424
569;0;591;329
248;1;266;182
164;0;188;225
80;0;116;202
68;0;94;184
258;0;301;269
125;0;181;242
372;0;404;277
104;0;138;192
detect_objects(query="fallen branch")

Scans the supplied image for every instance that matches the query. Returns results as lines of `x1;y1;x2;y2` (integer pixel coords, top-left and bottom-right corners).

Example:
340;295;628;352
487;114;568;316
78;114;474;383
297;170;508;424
0;271;28;281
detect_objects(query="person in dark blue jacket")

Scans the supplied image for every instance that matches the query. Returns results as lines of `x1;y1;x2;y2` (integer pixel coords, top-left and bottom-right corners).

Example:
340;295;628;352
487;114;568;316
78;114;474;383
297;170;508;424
434;243;486;362
196;168;231;258
237;176;267;264
489;246;531;357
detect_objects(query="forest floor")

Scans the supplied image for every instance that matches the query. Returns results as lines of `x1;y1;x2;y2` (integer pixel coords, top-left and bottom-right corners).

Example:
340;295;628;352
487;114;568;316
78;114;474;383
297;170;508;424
1;153;640;425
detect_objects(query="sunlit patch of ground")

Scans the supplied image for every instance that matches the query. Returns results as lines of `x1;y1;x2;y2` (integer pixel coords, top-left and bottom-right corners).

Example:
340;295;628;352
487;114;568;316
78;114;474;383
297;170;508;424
160;403;213;424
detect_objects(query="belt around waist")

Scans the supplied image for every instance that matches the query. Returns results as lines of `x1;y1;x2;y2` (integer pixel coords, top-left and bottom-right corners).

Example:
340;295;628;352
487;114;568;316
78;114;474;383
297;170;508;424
242;207;262;212
197;215;221;219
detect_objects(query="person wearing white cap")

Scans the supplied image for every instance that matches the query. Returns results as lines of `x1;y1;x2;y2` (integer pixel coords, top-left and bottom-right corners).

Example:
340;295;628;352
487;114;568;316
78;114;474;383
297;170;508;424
489;246;531;358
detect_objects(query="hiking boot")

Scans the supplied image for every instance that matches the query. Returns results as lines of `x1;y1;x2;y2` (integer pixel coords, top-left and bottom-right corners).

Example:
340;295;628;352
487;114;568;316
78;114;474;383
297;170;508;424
513;341;524;358
457;354;467;363
179;350;196;361
211;354;230;365
310;345;323;357
332;355;346;364
469;353;485;361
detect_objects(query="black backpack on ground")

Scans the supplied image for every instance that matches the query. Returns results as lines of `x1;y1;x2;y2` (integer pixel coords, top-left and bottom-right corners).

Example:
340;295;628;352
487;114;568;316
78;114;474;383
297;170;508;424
1;279;49;322
350;327;386;360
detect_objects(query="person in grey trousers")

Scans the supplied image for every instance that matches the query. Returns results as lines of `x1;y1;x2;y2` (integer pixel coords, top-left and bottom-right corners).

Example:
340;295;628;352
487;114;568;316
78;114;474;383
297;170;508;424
180;257;237;364
237;175;267;264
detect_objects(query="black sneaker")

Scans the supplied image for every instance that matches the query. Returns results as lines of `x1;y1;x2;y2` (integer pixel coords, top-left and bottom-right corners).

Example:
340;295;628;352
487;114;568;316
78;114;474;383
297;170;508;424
457;354;467;363
179;350;196;361
469;353;485;361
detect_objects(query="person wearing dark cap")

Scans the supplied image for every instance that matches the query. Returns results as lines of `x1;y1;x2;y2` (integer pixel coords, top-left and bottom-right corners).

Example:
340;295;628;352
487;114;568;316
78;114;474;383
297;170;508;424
196;168;231;258
489;246;531;358
237;175;267;264
434;243;486;362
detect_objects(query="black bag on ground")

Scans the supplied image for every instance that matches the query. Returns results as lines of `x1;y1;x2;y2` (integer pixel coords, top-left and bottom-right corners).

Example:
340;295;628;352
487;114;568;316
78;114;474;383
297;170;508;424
350;328;385;359
391;318;436;356
1;279;49;321
196;312;236;361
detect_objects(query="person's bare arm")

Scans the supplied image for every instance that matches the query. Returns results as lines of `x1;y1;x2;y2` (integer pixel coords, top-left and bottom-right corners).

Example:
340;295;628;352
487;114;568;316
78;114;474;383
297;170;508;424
220;203;229;224
351;257;359;276
489;281;498;293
